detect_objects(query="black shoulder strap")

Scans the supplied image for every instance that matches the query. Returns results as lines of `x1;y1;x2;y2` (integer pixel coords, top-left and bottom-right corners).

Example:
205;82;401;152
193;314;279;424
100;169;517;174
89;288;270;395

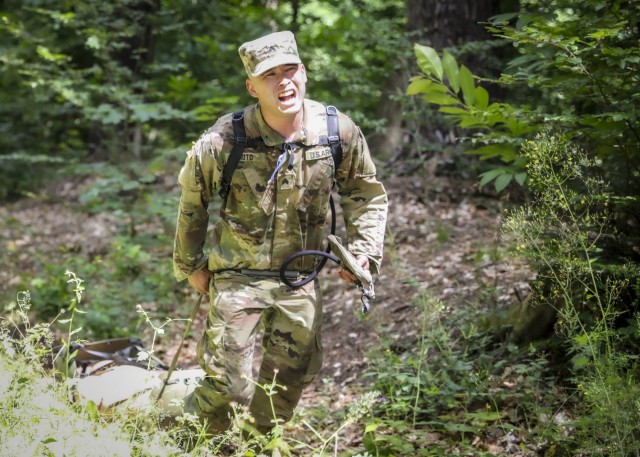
326;105;343;169
218;109;247;200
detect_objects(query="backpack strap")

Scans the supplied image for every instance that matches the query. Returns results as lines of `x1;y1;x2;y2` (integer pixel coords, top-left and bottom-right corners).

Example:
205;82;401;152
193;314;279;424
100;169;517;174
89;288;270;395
218;109;248;200
325;105;343;169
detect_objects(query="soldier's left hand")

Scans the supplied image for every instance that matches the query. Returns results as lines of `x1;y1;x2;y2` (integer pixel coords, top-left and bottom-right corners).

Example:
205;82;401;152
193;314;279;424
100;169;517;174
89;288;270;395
339;255;369;283
188;268;213;295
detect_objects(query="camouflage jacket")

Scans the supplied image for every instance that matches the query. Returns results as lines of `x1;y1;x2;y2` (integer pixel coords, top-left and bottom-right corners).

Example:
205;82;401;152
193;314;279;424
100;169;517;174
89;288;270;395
173;99;388;281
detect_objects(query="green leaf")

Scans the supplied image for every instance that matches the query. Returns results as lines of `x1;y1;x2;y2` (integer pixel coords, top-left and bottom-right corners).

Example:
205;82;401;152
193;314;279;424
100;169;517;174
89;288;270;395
444;423;477;433
574;334;590;346
36;45;68;62
85;36;101;50
406;77;432;95
474;86;489;109
439;106;468;115
364;423;380;434
84;400;100;421
422;92;459;106
459;65;476;105
121;180;140;191
465;411;503;422
572;355;590;369
494;173;513;192
459;115;487;129
514;172;527;185
469;144;517;162
90;104;125;125
479;168;506;187
423;82;450;94
489;12;519;23
507;117;533;136
588;28;621;40
442;50;460;93
415;44;443;80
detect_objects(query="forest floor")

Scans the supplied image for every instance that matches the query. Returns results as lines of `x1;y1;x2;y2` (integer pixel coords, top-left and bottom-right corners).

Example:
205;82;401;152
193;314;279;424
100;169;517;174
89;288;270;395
0;172;535;453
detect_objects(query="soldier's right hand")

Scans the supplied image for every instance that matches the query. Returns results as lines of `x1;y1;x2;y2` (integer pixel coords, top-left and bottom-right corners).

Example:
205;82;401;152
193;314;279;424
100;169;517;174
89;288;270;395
188;269;213;295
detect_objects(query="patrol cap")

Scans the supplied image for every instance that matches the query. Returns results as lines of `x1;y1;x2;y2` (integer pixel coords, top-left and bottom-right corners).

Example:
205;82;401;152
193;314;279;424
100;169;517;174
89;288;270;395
238;31;302;77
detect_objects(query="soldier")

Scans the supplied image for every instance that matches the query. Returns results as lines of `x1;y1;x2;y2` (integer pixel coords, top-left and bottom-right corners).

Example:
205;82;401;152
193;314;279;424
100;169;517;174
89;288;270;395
173;30;388;434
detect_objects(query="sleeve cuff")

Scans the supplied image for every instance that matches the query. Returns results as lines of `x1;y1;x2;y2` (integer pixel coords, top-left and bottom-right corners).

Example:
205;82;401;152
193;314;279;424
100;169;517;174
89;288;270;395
174;257;209;282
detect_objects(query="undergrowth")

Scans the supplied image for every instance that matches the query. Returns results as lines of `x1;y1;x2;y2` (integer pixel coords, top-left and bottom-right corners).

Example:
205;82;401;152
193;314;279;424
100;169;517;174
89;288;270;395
0;159;182;339
361;290;563;457
359;133;640;457
0;273;379;457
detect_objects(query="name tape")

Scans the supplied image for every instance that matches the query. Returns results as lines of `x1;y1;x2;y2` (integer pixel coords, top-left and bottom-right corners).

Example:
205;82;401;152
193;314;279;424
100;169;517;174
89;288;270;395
240;152;265;162
305;148;332;161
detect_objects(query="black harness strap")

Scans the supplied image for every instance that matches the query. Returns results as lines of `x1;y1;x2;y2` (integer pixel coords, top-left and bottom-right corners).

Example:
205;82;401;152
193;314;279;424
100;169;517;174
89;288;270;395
218;109;249;201
325;105;342;168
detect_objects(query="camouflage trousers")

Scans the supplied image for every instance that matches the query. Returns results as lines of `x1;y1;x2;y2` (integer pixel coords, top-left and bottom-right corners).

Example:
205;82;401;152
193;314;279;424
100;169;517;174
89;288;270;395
184;271;323;433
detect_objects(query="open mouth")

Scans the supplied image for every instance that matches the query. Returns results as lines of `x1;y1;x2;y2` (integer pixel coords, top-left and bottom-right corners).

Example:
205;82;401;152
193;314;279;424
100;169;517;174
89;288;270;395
278;89;296;103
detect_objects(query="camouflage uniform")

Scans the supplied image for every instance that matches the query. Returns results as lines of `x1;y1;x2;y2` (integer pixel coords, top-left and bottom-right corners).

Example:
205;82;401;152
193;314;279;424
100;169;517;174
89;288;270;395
173;35;387;433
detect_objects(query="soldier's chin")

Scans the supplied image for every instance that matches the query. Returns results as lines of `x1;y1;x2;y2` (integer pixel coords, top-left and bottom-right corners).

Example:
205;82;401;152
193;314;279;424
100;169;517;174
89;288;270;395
278;96;302;111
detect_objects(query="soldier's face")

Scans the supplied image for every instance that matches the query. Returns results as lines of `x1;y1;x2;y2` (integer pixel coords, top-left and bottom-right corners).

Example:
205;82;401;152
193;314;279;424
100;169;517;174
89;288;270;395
246;63;307;118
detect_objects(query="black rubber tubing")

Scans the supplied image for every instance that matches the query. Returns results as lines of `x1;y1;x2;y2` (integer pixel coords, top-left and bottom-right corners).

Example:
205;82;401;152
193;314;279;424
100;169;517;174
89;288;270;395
280;195;340;288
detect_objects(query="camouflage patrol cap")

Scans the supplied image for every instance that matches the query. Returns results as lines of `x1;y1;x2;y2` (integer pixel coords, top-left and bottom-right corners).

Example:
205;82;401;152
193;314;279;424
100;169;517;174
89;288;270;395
238;31;302;77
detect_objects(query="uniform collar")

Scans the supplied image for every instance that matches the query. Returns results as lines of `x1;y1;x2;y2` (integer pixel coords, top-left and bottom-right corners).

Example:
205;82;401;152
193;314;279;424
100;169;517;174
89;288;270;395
252;100;323;147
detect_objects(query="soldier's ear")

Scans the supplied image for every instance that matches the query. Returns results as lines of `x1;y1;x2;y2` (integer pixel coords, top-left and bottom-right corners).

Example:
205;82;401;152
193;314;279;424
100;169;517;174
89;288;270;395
246;79;259;98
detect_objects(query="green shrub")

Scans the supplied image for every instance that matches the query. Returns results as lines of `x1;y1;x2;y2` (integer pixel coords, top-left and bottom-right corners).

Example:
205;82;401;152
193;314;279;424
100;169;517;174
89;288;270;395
503;133;640;455
405;3;640;452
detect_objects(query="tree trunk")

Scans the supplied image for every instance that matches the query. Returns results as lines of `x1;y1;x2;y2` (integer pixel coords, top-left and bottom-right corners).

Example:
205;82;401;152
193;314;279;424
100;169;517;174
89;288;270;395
290;0;300;32
368;71;406;161
111;0;160;159
407;0;498;48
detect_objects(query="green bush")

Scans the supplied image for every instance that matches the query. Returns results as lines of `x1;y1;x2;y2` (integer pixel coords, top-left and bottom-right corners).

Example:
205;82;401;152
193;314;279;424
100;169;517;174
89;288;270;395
503;133;640;455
